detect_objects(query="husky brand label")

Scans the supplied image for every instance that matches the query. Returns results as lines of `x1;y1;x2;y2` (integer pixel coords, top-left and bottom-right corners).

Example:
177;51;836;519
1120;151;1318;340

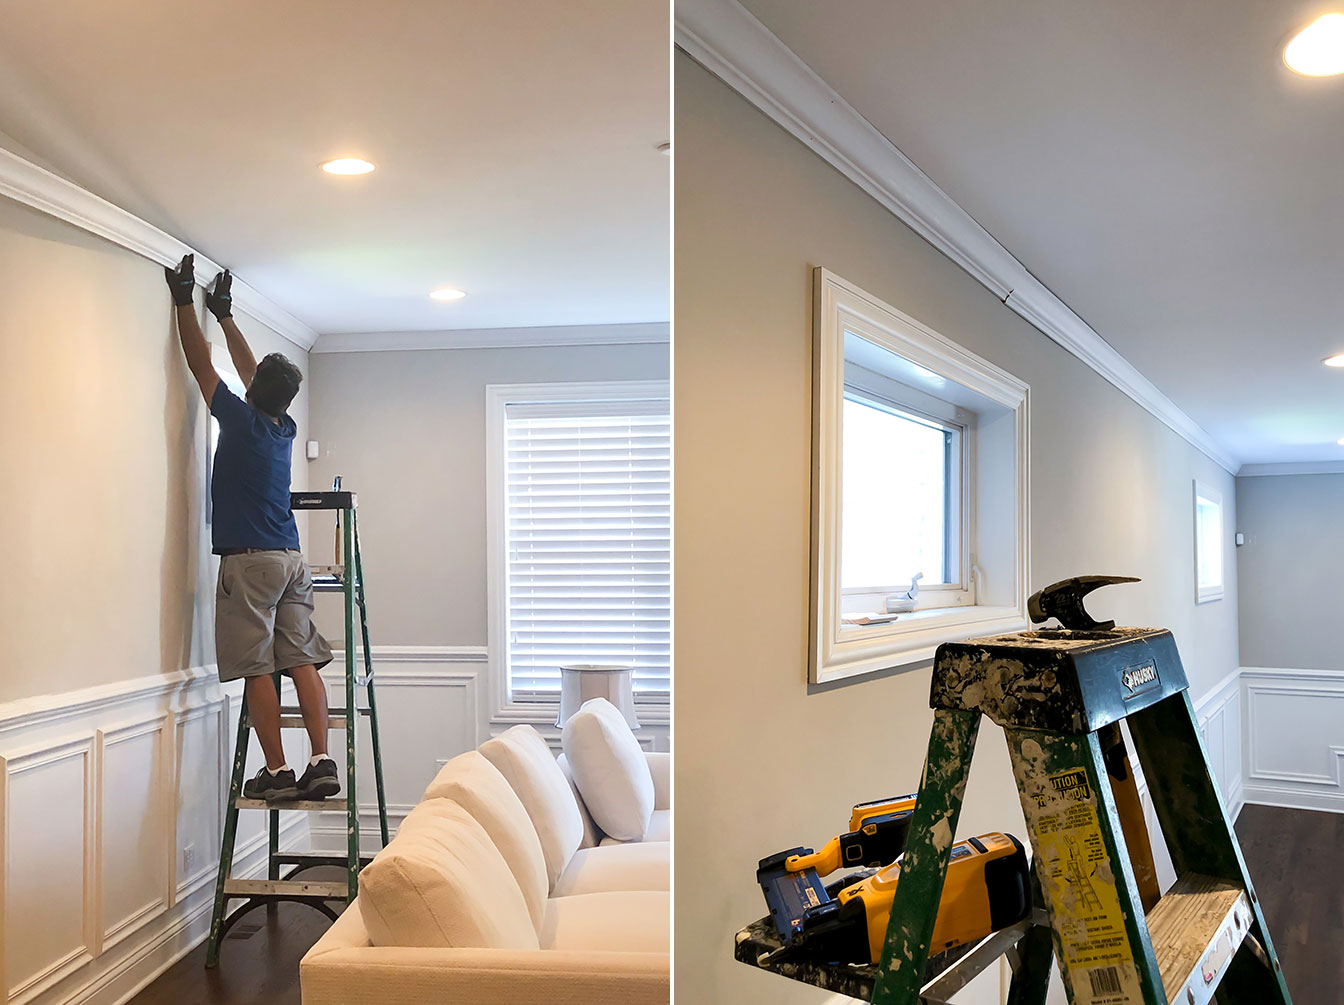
1012;740;1144;1005
1119;660;1160;700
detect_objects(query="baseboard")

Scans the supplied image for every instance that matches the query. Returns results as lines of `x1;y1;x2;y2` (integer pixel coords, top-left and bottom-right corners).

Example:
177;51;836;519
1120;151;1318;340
1242;784;1344;815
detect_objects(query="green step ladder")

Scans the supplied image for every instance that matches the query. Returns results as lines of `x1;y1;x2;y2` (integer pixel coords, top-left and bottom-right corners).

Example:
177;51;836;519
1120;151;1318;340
738;577;1292;1004
205;487;390;967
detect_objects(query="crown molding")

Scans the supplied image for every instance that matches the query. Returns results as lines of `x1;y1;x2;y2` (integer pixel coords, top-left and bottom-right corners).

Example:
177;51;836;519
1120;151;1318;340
675;0;1239;475
1236;460;1344;477
311;322;669;354
0;145;317;351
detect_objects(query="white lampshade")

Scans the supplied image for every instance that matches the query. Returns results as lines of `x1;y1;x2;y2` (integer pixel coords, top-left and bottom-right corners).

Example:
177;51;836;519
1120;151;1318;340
556;664;640;729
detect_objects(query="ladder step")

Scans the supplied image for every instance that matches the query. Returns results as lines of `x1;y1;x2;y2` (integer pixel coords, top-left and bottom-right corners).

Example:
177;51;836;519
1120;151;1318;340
248;715;349;729
278;705;371;717
223;878;347;899
235;798;347;811
1146;872;1251;1001
273;852;375;868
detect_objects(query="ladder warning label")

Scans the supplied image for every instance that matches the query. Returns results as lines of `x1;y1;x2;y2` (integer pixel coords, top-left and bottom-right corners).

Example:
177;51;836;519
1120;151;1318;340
1015;750;1144;1005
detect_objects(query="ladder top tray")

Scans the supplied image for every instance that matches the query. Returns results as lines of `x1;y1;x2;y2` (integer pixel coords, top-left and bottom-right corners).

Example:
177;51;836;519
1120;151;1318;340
734;915;985;1002
931;626;1190;733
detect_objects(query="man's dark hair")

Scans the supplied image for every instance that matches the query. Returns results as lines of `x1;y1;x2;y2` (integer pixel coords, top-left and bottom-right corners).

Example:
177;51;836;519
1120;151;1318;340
248;353;303;418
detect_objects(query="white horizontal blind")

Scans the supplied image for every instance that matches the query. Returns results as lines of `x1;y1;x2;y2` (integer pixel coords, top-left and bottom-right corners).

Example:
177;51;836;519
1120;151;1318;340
505;397;670;703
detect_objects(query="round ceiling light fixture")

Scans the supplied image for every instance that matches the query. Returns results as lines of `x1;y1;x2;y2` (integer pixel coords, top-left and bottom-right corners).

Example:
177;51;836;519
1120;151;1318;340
1284;13;1344;76
1324;354;1344;367
321;158;376;175
430;288;466;301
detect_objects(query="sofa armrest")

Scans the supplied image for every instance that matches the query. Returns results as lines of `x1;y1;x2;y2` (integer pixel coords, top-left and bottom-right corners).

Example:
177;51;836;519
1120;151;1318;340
644;751;670;811
301;944;669;1005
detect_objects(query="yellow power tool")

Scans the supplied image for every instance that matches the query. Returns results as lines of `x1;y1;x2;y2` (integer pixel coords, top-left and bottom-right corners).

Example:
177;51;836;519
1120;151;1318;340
766;831;1031;965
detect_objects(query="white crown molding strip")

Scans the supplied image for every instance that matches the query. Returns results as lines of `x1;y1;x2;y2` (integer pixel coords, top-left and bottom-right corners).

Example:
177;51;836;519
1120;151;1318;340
674;0;1239;475
1236;460;1344;477
0;145;317;352
311;322;670;354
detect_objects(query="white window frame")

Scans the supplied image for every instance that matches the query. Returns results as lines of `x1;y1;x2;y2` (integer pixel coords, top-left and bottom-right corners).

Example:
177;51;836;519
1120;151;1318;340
1193;480;1224;605
486;380;671;726
811;268;1030;684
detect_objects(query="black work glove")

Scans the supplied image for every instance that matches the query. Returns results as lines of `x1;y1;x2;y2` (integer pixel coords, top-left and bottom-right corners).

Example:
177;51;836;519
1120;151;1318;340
207;269;233;320
164;253;195;307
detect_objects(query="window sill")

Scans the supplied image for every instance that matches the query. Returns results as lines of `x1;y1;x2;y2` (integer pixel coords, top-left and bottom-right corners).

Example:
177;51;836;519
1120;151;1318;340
491;701;671;730
817;604;1028;685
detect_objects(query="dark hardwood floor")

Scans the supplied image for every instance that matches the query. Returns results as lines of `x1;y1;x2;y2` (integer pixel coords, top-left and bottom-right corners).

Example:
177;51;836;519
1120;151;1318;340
1236;804;1344;1005
129;809;1338;1004
129;868;345;1005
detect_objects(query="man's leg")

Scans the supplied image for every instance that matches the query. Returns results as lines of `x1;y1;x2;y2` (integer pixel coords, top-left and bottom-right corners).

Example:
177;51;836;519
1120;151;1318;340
290;664;330;757
244;674;287;770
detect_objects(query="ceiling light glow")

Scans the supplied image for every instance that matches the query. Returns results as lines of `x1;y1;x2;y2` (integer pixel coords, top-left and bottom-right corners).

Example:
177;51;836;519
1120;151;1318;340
1284;13;1344;76
1324;354;1344;367
321;158;375;175
430;288;466;301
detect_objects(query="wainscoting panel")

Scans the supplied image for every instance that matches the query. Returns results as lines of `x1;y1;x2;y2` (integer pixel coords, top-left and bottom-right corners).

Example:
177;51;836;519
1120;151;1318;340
1195;669;1244;819
312;648;487;853
0;667;309;1005
1242;667;1344;812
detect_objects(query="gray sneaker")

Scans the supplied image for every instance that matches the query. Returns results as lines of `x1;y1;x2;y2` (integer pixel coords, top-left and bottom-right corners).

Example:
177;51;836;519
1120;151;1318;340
243;766;299;802
297;757;341;800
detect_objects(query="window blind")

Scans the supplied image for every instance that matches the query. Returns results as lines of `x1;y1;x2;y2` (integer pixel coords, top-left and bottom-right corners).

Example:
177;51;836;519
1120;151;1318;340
504;399;670;703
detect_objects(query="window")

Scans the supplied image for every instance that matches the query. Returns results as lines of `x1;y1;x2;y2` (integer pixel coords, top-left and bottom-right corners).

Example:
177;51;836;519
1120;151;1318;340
841;393;961;599
811;269;1029;684
487;382;670;718
1194;481;1224;604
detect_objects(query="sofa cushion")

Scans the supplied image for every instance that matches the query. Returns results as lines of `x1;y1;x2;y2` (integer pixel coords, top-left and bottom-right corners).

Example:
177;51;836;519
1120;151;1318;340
552;841;670;897
557;753;603;849
422;751;549;930
480;725;584;889
539;891;670;954
561;698;654;842
599;809;671;847
358;799;539;951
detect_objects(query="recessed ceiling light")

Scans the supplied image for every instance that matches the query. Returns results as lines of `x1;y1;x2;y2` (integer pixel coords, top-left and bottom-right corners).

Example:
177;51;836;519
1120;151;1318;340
321;158;375;175
1284;13;1344;76
1337;437;1344;445
1325;354;1344;367
430;288;466;301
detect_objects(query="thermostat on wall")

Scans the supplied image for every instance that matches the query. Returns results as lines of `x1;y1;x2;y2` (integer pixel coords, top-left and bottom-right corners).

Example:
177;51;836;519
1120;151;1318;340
306;439;319;460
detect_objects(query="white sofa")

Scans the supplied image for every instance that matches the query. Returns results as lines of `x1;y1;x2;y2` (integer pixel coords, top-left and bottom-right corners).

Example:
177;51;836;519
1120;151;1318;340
301;718;670;1004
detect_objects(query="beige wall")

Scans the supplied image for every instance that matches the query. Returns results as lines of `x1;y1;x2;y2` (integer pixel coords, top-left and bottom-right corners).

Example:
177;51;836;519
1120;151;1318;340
1236;473;1344;669
673;54;1239;1003
0;196;310;703
307;342;668;646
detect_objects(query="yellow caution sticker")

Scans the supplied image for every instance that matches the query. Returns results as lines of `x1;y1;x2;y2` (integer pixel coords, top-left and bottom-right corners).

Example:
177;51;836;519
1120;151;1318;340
1014;741;1144;1005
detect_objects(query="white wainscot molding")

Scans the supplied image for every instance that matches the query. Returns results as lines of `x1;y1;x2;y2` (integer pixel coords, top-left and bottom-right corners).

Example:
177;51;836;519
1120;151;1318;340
1242;667;1344;813
0;667;306;1005
312;647;488;853
1193;670;1244;821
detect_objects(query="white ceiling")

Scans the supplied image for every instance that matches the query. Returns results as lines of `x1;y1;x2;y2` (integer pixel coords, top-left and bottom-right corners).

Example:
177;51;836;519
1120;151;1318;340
0;1;668;336
740;0;1344;466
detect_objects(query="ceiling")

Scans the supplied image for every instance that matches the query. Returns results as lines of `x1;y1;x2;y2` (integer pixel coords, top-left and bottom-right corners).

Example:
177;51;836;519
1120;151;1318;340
739;0;1344;467
0;1;668;336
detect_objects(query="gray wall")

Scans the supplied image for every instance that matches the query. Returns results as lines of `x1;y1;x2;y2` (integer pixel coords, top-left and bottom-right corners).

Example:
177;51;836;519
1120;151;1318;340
1236;473;1344;669
673;54;1239;1004
308;342;668;646
0;196;310;702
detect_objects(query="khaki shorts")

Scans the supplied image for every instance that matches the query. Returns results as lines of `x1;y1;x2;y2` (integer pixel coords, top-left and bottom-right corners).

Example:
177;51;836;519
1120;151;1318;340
215;550;333;682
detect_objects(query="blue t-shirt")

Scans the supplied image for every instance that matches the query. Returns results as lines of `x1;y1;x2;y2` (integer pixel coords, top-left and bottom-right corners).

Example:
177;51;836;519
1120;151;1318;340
210;383;300;553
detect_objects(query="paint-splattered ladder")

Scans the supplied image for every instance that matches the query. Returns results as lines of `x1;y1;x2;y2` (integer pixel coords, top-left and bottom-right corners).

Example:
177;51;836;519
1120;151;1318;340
736;578;1292;1004
869;594;1293;1004
203;487;389;968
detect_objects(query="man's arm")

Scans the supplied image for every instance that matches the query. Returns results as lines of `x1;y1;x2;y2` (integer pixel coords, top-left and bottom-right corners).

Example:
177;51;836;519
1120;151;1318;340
165;254;219;405
207;270;258;386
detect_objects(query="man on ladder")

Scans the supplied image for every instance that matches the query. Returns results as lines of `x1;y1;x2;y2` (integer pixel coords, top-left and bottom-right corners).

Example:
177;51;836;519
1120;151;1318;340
166;253;339;803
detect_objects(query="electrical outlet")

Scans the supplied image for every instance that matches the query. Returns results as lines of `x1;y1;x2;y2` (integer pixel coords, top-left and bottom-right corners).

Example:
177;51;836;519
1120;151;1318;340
183;844;196;876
